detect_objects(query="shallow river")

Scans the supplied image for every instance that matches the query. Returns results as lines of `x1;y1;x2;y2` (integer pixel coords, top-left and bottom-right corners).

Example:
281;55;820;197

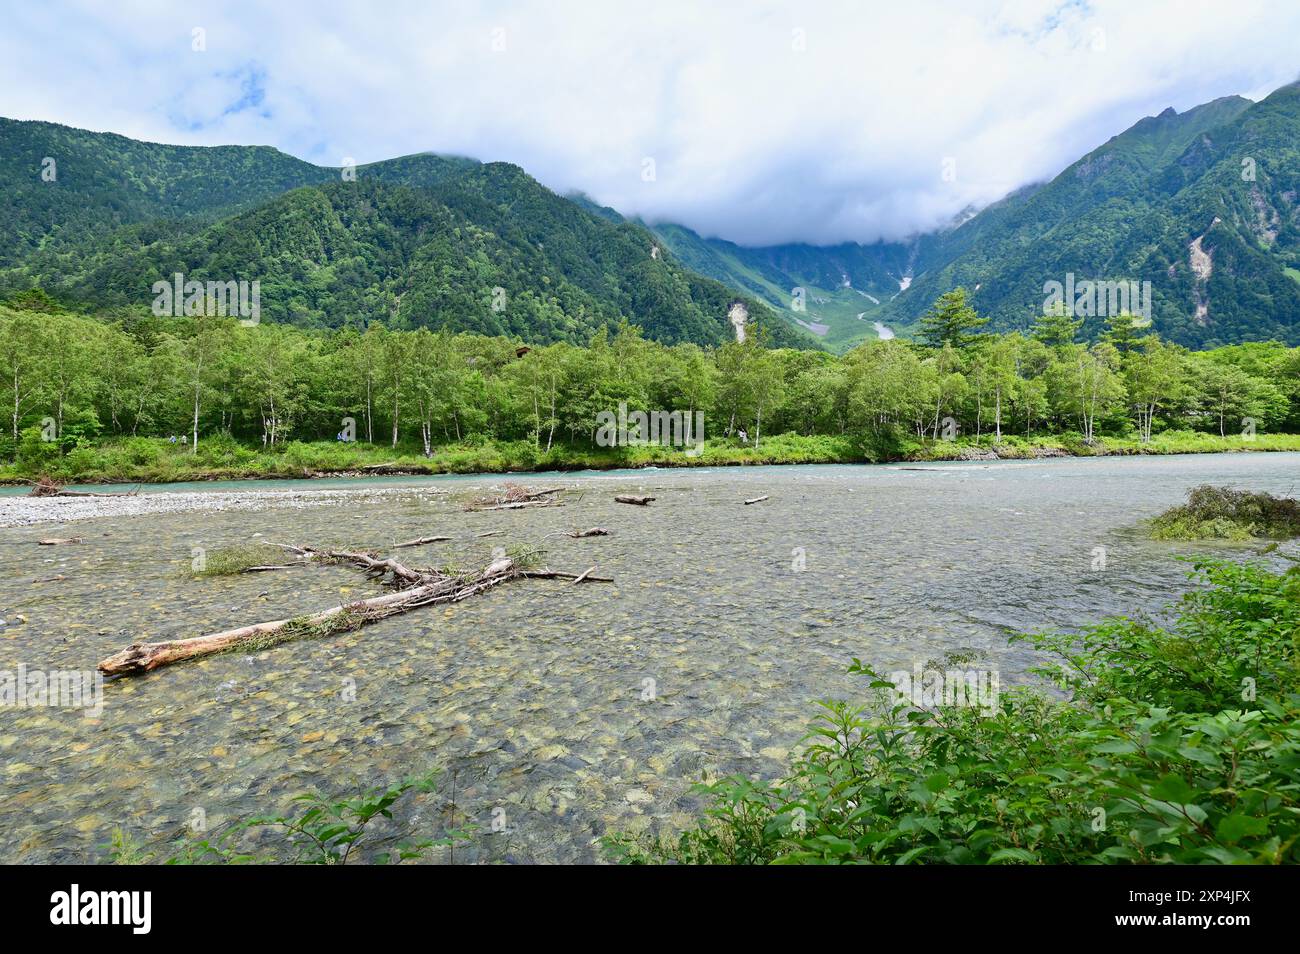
1;454;1296;863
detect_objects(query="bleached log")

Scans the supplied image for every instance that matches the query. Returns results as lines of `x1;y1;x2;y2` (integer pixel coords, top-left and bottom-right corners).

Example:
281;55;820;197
99;559;515;676
393;535;452;548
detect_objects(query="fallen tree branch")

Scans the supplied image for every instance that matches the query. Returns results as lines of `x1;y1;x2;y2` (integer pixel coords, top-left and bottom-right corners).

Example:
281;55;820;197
99;573;488;676
476;499;564;511
273;544;426;585
566;527;610;537
99;546;611;678
520;568;614;583
393;535;452;548
743;495;769;505
466;483;566;511
29;476;138;498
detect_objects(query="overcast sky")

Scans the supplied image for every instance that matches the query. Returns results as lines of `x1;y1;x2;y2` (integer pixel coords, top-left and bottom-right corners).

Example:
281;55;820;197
3;0;1298;246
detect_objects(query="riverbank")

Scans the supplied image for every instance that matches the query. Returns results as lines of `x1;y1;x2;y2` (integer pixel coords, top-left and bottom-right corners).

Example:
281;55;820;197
3;430;1298;487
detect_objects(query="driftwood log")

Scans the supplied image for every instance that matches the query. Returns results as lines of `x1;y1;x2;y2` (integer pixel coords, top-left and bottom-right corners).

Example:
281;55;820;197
521;568;613;582
98;544;610;677
566;527;610;538
743;495;769;505
615;494;655;505
467;483;565;511
29;476;138;498
393;535;452;548
476;500;563;511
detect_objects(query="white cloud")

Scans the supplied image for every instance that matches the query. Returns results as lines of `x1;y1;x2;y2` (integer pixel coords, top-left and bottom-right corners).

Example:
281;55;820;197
2;0;1297;245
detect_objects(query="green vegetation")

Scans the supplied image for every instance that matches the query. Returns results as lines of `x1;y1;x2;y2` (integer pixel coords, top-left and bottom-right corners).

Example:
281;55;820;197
0;118;804;350
888;84;1300;348
7;82;1300;356
228;608;372;655
4;297;1300;483
189;543;289;577
918;288;989;349
657;83;1300;351
1150;485;1300;541
606;560;1300;864
907;430;1300;462
108;771;474;865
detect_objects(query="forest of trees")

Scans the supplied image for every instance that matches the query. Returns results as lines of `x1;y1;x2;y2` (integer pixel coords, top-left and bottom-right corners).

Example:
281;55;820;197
2;288;1298;469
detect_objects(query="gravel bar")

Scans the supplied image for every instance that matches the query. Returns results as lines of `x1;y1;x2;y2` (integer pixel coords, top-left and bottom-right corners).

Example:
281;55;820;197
0;486;448;528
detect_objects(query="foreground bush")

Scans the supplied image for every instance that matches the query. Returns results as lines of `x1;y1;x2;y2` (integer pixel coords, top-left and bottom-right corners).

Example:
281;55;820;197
607;560;1300;864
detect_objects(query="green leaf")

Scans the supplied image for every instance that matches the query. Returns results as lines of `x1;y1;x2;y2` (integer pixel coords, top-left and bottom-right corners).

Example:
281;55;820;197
1150;773;1196;804
1216;812;1267;844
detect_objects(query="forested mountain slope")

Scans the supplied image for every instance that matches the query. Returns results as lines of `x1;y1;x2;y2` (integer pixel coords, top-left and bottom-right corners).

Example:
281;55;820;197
0;118;807;347
8;80;1300;352
885;88;1300;346
650;84;1300;349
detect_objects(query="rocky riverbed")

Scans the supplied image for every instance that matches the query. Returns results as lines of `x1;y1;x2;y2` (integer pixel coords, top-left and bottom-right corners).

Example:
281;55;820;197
2;455;1296;863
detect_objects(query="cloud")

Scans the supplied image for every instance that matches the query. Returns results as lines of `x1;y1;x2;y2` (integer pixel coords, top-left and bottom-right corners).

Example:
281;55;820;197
2;0;1298;245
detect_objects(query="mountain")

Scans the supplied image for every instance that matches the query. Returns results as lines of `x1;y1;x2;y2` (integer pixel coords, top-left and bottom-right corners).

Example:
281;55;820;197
0;118;327;268
886;89;1300;347
7;80;1300;352
645;84;1300;350
0;118;809;348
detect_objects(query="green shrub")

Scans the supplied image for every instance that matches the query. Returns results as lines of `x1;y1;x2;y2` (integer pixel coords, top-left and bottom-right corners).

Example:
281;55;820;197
58;407;102;452
189;543;290;577
121;437;166;466
109;771;474;865
62;444;104;476
15;425;60;473
194;432;256;468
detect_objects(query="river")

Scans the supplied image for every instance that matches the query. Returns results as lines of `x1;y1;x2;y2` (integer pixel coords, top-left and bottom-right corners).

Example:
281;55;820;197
1;453;1295;862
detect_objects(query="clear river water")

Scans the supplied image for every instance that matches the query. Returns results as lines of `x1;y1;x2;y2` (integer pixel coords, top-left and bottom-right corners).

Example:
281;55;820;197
1;453;1296;862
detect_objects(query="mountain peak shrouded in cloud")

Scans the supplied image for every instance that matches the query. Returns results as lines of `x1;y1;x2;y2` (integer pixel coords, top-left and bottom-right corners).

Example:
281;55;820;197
3;71;1300;352
1;0;1298;246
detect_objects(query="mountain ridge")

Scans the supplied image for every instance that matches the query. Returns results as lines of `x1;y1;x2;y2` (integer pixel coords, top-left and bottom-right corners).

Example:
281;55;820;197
0;118;810;348
4;80;1300;350
640;90;1297;350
